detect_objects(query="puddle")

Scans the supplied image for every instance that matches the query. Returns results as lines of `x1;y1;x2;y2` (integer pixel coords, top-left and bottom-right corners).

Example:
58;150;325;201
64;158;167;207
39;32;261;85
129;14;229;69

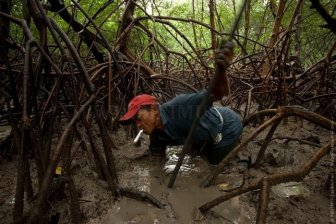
104;145;252;224
160;175;251;224
164;146;201;174
102;198;173;224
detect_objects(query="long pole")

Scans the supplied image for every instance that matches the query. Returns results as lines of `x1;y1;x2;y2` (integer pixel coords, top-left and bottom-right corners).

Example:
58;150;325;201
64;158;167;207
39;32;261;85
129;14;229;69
168;0;248;188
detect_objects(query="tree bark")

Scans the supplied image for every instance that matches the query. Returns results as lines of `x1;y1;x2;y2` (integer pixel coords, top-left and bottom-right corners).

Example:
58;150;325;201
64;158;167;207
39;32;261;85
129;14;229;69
242;0;251;53
209;0;217;50
261;0;286;80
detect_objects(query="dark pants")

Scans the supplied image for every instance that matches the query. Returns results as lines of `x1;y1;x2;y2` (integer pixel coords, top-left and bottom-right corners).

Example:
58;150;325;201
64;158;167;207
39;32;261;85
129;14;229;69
200;140;239;165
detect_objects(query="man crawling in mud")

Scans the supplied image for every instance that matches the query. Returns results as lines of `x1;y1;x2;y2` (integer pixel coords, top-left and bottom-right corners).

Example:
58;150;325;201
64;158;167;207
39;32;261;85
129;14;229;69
119;41;242;165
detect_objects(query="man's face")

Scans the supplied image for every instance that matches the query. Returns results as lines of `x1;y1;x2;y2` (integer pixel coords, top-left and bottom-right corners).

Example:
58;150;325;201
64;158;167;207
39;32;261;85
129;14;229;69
134;105;158;135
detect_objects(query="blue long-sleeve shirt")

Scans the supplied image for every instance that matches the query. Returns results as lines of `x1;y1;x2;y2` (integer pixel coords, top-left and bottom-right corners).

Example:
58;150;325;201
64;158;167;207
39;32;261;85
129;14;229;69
159;90;242;148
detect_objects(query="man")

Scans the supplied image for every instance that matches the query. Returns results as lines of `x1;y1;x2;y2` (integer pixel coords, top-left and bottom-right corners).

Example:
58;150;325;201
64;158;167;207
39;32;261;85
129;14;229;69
119;42;242;165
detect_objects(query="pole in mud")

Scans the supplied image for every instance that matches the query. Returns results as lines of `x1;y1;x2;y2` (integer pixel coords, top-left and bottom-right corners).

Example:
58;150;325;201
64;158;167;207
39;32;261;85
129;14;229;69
167;0;248;188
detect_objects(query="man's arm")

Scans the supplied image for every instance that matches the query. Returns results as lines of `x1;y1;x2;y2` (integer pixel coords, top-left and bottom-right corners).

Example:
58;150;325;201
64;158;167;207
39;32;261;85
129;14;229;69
211;41;234;101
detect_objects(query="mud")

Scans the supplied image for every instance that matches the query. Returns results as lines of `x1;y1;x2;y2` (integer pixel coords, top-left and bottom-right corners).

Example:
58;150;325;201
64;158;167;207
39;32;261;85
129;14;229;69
0;119;334;223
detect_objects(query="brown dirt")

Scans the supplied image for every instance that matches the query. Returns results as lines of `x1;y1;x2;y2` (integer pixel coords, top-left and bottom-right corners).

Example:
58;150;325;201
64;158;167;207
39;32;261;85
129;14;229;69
0;118;334;223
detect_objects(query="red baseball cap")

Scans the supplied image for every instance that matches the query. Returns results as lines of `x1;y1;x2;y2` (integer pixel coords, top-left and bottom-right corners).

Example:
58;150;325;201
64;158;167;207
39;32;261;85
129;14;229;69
119;94;158;123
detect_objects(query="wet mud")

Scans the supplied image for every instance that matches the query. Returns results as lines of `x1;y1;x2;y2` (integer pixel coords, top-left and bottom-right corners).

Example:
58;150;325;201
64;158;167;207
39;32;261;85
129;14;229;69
0;119;334;223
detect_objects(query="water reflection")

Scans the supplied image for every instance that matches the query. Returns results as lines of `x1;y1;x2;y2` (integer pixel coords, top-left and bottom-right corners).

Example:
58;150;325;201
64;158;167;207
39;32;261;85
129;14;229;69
164;146;200;174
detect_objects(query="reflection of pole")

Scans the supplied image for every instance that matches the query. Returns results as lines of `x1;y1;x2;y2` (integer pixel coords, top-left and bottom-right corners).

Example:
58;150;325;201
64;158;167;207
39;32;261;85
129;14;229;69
167;0;248;188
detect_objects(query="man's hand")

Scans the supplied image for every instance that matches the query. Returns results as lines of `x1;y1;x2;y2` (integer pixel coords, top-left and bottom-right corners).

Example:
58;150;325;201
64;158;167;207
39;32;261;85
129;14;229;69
215;40;234;68
211;40;234;99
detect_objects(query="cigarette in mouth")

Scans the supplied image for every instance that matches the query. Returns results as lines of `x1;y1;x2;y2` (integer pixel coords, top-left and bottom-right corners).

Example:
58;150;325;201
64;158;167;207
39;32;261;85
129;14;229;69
133;129;143;144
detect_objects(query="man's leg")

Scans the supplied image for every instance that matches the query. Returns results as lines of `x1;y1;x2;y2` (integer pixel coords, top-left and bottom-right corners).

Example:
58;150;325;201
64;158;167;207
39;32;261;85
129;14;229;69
206;140;239;165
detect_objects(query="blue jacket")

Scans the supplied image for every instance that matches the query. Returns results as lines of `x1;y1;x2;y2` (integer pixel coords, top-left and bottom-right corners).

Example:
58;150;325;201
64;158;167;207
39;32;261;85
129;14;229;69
158;90;242;148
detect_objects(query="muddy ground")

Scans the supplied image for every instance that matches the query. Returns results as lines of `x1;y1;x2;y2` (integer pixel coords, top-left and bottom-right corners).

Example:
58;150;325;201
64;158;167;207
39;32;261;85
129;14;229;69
0;118;335;224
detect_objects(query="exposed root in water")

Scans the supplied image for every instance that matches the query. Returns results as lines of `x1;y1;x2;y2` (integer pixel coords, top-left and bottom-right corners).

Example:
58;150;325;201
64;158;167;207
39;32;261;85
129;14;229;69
119;187;165;208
